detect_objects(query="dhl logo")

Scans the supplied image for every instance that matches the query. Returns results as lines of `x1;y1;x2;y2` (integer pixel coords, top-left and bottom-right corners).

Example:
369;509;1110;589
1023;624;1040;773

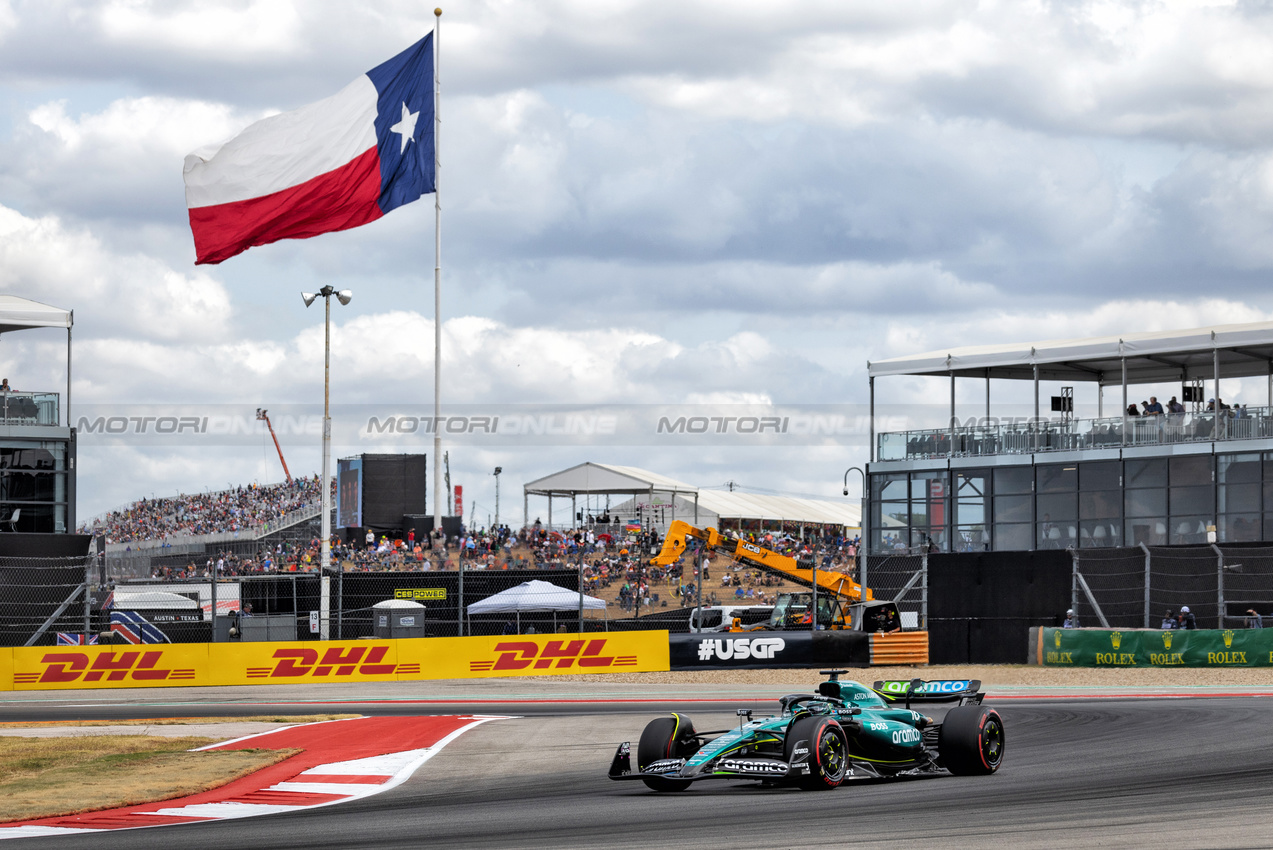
469;639;637;672
246;645;417;679
14;651;196;684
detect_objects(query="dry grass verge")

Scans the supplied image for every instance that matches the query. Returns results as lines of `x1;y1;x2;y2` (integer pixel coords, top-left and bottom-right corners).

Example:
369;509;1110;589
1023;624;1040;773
0;735;300;823
0;714;358;729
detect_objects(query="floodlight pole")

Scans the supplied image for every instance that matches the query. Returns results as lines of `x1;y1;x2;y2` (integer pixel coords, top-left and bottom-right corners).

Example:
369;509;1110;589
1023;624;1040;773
303;285;351;640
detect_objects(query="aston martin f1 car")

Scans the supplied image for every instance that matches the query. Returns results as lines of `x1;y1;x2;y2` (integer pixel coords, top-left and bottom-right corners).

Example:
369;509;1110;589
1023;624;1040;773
608;670;1003;791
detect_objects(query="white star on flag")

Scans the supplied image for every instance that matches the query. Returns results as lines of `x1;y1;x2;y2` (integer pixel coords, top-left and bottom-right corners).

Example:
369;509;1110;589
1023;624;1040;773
390;102;419;154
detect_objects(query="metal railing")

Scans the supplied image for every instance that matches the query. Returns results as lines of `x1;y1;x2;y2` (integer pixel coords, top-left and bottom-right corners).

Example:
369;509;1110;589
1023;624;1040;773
0;391;59;426
879;409;1271;461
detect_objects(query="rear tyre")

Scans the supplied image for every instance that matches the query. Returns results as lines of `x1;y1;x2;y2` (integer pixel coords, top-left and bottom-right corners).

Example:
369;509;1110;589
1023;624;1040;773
637;715;696;792
785;716;849;790
938;706;1005;776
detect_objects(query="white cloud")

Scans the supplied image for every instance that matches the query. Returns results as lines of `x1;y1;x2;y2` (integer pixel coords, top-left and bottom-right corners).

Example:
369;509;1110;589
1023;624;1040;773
0;204;231;344
96;0;303;59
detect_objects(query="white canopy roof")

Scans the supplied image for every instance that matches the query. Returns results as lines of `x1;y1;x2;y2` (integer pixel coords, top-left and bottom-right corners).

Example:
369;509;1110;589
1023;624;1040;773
466;580;606;614
610;491;859;528
524;462;697;497
868;321;1273;385
0;295;72;334
113;590;199;609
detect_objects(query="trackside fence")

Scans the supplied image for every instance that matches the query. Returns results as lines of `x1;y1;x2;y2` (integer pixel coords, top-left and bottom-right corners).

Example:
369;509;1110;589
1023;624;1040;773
1071;545;1273;630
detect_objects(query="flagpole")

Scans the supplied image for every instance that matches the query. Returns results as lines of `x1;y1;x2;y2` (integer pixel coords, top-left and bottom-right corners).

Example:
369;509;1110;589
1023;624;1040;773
432;8;444;557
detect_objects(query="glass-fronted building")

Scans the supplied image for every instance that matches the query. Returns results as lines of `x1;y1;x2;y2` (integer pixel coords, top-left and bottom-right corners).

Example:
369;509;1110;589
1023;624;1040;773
0;296;76;534
864;323;1273;554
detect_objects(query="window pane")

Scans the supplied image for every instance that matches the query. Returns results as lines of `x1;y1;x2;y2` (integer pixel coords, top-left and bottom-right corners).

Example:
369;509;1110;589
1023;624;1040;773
1126;518;1167;546
955;498;987;526
993;523;1031;551
1079;490;1121;520
1168;516;1211;544
1125;458;1167;489
878;501;909;527
1126;488;1167;517
872;474;908;501
1081;461;1121;491
994;467;1032;495
1078;521;1118;547
1037;521;1072;548
953;525;989;552
1037;464;1077;493
1037;493;1076;522
1218;453;1260;484
1220;513;1260;543
994;494;1032;523
1220;483;1260;514
1169;455;1212;486
1170;485;1214;515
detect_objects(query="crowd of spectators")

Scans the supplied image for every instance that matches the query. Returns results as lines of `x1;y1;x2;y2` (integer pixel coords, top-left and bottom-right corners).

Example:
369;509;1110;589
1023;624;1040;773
84;477;325;544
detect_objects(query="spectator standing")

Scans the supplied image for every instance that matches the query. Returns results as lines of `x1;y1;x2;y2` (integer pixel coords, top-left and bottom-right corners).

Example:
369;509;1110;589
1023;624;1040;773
1063;608;1079;629
1160;609;1176;629
1178;606;1197;630
1246;609;1263;629
1143;397;1163;416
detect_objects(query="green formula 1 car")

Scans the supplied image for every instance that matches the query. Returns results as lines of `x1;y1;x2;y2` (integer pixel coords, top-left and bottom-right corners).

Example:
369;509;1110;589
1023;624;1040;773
608;670;1003;791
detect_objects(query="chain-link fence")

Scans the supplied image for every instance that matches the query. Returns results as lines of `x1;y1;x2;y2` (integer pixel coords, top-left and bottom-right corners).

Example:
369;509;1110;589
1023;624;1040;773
0;556;94;647
862;553;927;629
1071;544;1273;629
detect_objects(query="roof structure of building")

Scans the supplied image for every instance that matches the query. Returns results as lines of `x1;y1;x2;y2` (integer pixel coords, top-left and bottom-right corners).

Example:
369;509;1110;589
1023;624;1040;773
868;321;1273;385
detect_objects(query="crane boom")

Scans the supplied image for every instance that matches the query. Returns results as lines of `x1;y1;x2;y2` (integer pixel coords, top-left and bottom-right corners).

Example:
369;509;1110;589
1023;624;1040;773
652;520;872;603
255;408;292;484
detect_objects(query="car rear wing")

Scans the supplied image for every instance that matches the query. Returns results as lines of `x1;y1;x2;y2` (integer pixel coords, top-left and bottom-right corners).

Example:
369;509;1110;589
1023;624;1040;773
871;679;984;706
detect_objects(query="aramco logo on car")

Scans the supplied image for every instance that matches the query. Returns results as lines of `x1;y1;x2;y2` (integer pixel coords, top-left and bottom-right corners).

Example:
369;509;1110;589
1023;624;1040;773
697;637;785;661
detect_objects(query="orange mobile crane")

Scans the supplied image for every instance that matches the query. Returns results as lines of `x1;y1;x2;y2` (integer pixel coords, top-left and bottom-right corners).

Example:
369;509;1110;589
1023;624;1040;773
256;408;292;484
652;520;895;631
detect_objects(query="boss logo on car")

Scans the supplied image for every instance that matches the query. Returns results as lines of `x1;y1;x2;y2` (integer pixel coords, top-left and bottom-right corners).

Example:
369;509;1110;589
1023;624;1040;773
696;637;786;661
645;758;686;773
719;759;789;776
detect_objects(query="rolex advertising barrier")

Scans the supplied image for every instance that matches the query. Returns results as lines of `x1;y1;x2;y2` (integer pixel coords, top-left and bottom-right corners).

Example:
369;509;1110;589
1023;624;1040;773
0;631;669;691
1031;627;1273;667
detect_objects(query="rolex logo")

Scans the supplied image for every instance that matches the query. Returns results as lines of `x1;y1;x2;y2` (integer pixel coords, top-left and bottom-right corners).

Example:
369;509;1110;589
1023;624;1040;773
1223;629;1234;648
1162;632;1173;650
1111;631;1122;650
1055;630;1062;648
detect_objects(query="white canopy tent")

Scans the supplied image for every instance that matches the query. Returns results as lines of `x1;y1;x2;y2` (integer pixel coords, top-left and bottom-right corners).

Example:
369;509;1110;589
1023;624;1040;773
466;579;607;632
523;462;700;529
0;295;74;427
607;491;859;533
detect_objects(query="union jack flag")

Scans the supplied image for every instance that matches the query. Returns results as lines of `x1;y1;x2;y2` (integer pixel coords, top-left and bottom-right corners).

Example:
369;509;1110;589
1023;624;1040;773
109;611;171;645
55;633;99;646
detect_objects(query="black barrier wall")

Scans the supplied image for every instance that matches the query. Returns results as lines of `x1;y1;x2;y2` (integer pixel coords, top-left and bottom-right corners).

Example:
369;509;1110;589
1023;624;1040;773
669;631;870;670
924;550;1071;664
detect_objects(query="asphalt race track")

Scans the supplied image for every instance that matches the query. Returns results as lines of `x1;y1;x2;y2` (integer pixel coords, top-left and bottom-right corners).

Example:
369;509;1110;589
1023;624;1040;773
3;686;1272;849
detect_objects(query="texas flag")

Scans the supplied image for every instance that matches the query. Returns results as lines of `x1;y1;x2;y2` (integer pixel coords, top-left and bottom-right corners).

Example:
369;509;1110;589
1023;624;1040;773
184;34;435;265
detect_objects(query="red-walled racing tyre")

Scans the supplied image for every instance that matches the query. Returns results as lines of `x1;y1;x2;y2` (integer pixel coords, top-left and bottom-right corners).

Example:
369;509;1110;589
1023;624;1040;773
938;706;1005;776
637;715;696;791
785;716;849;790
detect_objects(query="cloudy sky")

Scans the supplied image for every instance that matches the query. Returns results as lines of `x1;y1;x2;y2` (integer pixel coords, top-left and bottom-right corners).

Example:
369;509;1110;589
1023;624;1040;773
3;0;1273;526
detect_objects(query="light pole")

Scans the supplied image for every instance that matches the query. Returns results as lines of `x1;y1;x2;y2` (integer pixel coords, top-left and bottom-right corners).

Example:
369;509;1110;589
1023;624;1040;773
302;285;352;640
843;466;866;591
493;466;502;528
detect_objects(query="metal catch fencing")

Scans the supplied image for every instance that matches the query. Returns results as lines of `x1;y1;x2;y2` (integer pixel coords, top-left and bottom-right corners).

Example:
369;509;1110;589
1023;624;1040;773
0;555;95;647
862;553;928;630
1070;545;1273;630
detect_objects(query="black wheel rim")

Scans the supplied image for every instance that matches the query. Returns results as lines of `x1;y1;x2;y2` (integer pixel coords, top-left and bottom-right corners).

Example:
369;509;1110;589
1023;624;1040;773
981;717;1004;767
819;727;847;780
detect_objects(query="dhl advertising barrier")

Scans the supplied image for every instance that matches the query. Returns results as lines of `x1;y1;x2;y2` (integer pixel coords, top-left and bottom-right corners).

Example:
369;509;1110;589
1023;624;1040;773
1;631;670;691
1033;627;1273;667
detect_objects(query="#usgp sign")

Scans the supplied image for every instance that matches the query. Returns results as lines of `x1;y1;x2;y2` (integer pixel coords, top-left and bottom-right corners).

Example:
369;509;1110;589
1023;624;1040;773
669;632;813;669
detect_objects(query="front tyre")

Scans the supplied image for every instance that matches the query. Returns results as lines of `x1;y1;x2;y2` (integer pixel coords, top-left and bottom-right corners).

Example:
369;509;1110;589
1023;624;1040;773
938;706;1005;776
785;716;849;790
637;714;696;792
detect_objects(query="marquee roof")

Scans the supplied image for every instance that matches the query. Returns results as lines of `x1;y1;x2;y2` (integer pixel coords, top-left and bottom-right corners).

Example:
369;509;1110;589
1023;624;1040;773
523;462;697;497
0;295;72;334
867;321;1273;385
